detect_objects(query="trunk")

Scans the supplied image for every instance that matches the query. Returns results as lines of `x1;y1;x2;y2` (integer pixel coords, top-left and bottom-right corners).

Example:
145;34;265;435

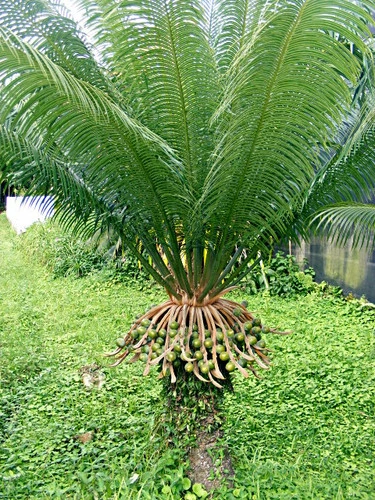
160;369;235;491
107;292;288;490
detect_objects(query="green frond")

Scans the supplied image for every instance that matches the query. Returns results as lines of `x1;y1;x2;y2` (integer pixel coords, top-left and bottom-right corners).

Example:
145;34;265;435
211;0;273;73
91;0;220;197
0;0;107;89
201;0;219;43
292;61;375;243
313;203;375;250
201;0;373;256
308;99;375;209
0;124;183;296
0;29;193;292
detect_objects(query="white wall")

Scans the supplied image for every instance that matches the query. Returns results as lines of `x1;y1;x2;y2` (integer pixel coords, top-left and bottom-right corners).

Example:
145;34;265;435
6;196;54;234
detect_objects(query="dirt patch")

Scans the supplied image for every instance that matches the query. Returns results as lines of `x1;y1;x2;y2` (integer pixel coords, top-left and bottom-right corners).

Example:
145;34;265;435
74;431;94;444
80;364;105;389
187;427;234;492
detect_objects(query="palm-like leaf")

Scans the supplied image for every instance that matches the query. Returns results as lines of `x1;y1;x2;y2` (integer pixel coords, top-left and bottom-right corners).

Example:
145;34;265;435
195;0;373;296
313;203;375;250
0;26;193;296
209;0;273;72
0;0;108;88
207;0;369;232
292;55;375;245
94;0;220;194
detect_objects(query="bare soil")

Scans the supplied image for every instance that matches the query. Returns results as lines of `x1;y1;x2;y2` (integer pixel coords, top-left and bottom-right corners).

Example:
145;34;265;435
187;426;234;492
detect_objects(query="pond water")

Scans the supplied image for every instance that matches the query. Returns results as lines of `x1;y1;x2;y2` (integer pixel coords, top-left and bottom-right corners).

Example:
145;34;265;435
294;238;375;302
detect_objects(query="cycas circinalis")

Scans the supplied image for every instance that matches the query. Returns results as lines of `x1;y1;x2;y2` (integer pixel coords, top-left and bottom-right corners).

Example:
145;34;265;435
291;52;375;252
0;0;375;387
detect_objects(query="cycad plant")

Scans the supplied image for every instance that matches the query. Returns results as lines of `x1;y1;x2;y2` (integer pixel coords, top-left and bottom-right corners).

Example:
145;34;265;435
1;0;375;391
293;39;375;251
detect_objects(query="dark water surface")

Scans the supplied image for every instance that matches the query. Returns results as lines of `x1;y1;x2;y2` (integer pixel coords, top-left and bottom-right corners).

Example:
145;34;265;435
294;238;375;302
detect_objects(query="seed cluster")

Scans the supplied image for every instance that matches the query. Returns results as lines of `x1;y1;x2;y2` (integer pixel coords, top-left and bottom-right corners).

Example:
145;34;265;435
107;298;288;388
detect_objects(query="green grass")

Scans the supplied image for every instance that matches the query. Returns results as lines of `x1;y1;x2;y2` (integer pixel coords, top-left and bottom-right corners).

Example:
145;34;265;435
0;213;374;499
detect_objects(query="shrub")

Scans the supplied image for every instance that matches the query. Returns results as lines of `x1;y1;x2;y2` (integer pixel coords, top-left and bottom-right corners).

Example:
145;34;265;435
16;221;104;277
16;220;149;284
245;251;317;297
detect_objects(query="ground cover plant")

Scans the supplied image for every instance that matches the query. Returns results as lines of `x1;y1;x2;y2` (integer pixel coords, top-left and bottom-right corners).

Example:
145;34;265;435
1;215;375;499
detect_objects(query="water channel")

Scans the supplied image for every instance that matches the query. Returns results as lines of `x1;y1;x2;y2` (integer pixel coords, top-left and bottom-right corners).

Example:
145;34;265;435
294;238;375;302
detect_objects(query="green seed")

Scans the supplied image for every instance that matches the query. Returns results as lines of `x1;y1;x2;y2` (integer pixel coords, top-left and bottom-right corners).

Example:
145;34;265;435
233;307;242;317
219;351;230;361
148;329;158;339
192;338;201;349
235;332;245;343
226;329;235;338
166;352;177;362
137;326;147;336
243;321;252;332
169;329;178;338
225;361;236;372
116;337;126;348
238;357;248;368
185;362;194;373
252;318;262;327
216;331;224;343
200;363;210;374
204;338;213;349
248;335;257;345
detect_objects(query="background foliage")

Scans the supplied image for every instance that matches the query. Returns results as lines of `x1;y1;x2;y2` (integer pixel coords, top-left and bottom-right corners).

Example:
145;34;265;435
16;222;340;299
16;220;150;284
244;251;339;298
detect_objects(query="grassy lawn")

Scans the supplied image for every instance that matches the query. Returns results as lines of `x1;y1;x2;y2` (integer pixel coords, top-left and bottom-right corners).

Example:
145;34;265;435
0;213;374;499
